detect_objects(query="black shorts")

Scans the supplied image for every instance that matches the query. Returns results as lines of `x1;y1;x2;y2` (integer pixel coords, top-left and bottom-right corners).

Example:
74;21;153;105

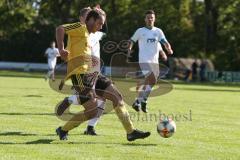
71;72;98;104
95;74;112;96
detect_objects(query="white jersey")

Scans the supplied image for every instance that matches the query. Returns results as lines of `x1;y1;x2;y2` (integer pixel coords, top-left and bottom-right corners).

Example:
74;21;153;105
45;47;59;69
131;27;167;63
89;31;105;58
45;48;59;60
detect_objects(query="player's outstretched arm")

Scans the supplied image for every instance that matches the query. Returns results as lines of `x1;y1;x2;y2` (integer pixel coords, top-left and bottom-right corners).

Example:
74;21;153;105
163;42;173;55
159;50;167;61
56;26;69;61
127;40;134;57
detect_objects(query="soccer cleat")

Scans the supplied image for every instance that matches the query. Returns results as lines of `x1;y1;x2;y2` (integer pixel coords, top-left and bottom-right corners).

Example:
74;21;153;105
56;97;70;116
141;99;148;113
84;126;97;136
132;99;141;112
127;129;151;141
56;127;68;140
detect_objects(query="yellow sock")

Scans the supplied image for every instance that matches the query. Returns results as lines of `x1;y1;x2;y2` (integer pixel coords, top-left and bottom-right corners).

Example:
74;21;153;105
114;105;135;134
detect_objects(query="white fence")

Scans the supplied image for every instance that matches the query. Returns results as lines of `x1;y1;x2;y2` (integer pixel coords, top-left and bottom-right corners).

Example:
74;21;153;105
0;61;49;71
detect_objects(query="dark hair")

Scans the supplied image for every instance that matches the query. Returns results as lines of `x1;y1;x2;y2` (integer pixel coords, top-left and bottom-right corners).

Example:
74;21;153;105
145;10;155;15
86;10;103;22
79;7;91;17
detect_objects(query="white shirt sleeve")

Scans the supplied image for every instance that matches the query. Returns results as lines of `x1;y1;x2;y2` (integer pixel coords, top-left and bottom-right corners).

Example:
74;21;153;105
45;48;50;55
158;29;168;44
55;48;60;57
158;42;163;51
99;32;106;40
131;29;141;42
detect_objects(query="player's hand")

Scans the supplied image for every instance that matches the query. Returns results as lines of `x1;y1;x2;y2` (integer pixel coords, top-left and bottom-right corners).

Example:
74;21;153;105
95;4;101;9
160;51;168;61
127;48;133;58
167;49;173;55
59;49;69;61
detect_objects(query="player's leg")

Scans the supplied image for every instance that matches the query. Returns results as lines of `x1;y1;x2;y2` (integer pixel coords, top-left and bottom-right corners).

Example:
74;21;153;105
84;74;110;135
140;72;157;113
132;63;159;113
102;84;151;141
46;58;54;80
56;73;99;140
56;96;98;140
56;93;105;136
84;98;105;135
51;58;57;81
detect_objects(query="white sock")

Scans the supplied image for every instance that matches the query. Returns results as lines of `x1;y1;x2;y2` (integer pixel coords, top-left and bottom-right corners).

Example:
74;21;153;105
88;100;105;127
143;85;152;101
88;117;100;127
137;85;145;102
68;95;79;105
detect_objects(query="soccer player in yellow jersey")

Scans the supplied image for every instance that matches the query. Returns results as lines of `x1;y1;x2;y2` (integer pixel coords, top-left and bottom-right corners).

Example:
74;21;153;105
55;9;150;141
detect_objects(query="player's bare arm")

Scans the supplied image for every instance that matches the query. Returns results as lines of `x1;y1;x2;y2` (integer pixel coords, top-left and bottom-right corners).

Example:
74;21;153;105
164;42;173;55
127;40;134;57
159;50;167;61
56;26;69;61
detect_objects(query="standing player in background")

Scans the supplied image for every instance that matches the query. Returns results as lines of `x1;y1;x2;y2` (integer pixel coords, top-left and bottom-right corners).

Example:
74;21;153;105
128;10;173;113
44;41;59;81
55;9;150;141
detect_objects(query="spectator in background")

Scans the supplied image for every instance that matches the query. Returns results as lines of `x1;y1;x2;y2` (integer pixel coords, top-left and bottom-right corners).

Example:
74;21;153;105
44;41;60;81
184;68;192;82
191;59;198;82
200;59;207;82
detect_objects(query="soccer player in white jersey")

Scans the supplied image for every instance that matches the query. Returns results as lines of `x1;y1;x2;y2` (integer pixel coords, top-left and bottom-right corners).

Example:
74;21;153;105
128;10;173;113
44;41;59;81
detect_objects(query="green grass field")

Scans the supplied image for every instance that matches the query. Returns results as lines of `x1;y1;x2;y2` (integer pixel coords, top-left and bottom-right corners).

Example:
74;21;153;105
0;71;239;160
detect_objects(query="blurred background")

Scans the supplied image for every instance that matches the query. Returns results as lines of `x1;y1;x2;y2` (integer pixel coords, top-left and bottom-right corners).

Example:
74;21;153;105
0;0;239;82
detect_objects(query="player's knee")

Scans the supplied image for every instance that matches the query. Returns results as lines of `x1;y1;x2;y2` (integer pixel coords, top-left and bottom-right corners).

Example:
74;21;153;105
83;98;98;119
149;80;157;86
85;107;98;120
112;93;124;107
113;99;124;108
146;73;158;85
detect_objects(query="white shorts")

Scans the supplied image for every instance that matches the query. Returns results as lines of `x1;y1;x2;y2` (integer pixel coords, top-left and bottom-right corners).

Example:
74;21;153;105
48;58;57;70
139;63;159;79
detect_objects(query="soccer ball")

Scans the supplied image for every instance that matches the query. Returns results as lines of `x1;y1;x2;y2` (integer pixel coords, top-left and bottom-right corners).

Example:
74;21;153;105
157;118;176;138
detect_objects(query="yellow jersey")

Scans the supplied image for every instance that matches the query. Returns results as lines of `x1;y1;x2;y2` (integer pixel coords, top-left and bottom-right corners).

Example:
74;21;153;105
62;22;92;80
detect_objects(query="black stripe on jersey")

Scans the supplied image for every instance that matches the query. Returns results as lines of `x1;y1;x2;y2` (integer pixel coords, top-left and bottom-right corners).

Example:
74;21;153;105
65;23;81;31
66;23;81;29
64;23;81;31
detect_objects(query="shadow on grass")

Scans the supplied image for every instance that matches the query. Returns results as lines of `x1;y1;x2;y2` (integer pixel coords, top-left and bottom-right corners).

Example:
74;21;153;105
0;131;83;137
122;143;157;146
0;140;156;146
0;139;54;145
52;141;158;146
25;139;54;144
24;95;43;97
0;112;54;116
0;132;37;136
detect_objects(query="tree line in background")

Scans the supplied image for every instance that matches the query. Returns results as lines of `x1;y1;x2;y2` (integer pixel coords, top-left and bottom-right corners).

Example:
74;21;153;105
0;0;239;70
